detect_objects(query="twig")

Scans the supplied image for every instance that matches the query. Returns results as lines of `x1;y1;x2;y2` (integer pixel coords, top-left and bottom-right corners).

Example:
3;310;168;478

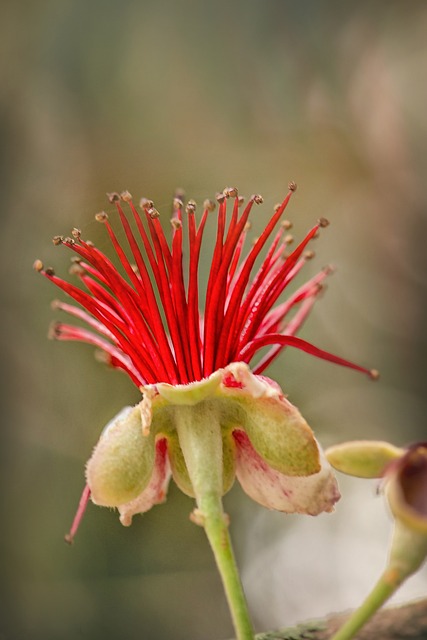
227;597;427;640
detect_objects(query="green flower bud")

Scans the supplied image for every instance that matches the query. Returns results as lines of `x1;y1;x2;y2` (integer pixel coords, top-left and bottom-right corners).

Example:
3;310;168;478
326;440;403;478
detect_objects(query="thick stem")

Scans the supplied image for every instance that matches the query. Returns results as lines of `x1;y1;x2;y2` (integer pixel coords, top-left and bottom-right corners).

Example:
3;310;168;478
174;403;255;640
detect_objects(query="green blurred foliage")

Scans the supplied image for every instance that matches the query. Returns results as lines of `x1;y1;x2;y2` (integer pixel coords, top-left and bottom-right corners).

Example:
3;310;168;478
1;1;427;638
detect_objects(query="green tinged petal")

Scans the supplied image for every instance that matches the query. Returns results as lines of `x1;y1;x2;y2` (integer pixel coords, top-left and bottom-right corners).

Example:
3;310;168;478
86;405;156;507
219;394;320;476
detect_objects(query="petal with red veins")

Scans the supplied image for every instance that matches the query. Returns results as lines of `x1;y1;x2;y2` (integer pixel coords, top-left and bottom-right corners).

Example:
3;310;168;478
233;430;340;515
219;363;320;477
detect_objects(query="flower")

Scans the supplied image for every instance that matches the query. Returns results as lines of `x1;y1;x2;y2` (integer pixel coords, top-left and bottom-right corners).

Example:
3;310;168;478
325;441;427;640
35;185;376;541
327;439;427;535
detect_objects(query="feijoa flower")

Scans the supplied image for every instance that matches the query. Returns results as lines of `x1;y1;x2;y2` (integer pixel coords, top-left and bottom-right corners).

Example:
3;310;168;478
35;185;375;540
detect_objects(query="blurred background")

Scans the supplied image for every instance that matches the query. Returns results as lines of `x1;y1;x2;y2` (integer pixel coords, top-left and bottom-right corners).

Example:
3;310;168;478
2;1;427;638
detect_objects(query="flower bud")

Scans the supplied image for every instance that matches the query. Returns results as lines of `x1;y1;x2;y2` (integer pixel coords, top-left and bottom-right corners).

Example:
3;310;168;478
325;440;403;478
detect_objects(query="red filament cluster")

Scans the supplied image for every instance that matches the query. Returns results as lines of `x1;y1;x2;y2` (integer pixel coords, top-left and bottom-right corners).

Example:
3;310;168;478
36;185;376;387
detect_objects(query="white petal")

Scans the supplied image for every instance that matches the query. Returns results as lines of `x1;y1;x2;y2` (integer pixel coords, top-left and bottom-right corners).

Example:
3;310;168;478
233;430;340;515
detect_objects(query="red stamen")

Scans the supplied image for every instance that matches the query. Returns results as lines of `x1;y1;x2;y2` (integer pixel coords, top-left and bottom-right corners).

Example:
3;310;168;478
65;484;91;544
204;194;259;374
239;333;376;378
39;185;376;389
219;191;294;366
114;201;180;381
235;223;321;357
186;202;211;380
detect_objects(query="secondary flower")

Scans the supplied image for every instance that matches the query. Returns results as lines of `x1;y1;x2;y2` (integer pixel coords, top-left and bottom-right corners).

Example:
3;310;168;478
326;441;427;640
326;439;427;536
35;184;375;541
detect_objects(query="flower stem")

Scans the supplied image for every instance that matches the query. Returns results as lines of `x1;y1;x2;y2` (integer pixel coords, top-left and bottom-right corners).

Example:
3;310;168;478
330;570;397;640
199;492;255;640
331;521;427;640
174;402;255;640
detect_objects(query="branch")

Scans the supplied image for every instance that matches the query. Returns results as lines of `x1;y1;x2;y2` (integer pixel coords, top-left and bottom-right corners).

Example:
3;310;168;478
227;598;427;640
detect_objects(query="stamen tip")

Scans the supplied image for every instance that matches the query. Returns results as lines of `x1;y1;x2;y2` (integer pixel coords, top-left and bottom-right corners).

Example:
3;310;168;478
203;199;216;212
33;259;44;272
186;199;196;214
64;533;74;545
45;267;55;276
288;181;297;192
318;217;330;228
48;321;60;339
52;235;63;246
94;350;112;365
223;186;238;198
324;263;336;275
120;190;132;202
71;228;81;239
303;250;315;260
147;207;160;219
95;211;108;223
370;369;380;381
216;192;226;203
140;197;154;210
174;187;185;200
69;263;84;276
284;234;294;245
107;192;121;204
251;194;263;205
281;219;293;230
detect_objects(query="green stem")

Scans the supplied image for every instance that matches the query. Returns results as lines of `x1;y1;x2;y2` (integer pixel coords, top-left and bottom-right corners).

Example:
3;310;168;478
174;402;255;640
330;569;398;640
200;492;255;640
331;521;427;640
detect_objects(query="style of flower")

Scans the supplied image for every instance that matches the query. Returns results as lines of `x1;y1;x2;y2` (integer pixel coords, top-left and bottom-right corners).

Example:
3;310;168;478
34;185;376;541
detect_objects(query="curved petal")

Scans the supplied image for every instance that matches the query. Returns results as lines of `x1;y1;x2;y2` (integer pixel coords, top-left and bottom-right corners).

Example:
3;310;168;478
86;404;156;507
118;438;171;526
219;363;320;476
233;430;340;515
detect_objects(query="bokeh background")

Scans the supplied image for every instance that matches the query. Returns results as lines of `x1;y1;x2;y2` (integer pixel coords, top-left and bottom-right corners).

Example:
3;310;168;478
2;1;427;639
